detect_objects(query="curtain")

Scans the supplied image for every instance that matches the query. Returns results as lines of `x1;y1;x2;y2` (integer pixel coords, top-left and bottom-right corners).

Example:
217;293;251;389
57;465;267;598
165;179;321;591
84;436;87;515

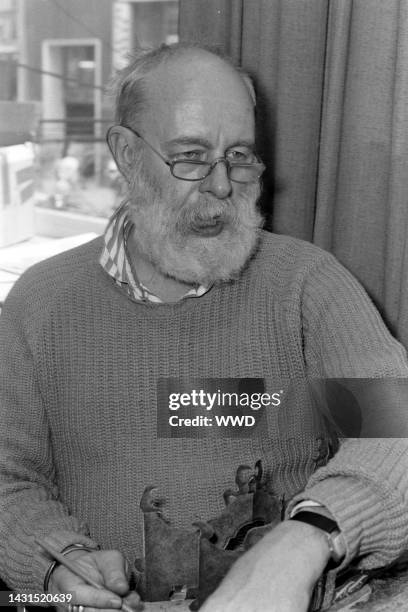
179;0;408;349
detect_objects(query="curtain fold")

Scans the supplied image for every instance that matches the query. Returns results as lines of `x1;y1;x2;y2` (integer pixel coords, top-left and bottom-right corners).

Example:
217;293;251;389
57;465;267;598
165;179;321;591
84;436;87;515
179;0;408;349
313;0;408;346
384;1;408;347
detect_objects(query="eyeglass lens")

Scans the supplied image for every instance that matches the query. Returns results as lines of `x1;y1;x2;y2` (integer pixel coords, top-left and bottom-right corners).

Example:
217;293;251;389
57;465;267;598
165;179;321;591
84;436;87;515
172;161;264;183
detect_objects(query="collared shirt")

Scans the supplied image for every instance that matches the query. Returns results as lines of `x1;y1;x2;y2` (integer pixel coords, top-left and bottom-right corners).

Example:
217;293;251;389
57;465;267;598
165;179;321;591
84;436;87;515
99;201;211;303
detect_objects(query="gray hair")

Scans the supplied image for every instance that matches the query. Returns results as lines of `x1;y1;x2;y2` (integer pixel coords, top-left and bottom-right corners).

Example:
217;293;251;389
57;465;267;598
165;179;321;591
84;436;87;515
110;42;256;128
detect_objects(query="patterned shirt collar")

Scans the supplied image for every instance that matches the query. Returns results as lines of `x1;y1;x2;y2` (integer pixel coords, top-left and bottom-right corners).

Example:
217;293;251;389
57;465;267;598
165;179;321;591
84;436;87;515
99;201;211;303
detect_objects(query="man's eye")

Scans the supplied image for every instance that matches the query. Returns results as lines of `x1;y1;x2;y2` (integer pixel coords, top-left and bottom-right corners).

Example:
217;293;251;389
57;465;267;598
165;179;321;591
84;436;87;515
173;150;206;161
226;149;255;163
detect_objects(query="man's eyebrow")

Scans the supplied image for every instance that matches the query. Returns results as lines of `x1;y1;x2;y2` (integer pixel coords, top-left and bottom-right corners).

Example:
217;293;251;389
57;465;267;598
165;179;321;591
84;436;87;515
164;136;213;148
228;140;256;149
164;137;256;149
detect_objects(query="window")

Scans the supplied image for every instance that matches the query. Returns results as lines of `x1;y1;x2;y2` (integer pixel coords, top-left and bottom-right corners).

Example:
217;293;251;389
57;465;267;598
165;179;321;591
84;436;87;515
132;0;179;48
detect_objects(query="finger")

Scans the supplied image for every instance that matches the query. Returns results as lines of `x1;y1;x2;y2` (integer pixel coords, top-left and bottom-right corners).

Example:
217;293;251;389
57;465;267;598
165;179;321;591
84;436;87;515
51;560;104;595
123;591;144;611
95;551;129;594
70;584;123;609
77;608;123;612
67;604;124;612
78;593;145;612
83;604;144;612
83;600;144;612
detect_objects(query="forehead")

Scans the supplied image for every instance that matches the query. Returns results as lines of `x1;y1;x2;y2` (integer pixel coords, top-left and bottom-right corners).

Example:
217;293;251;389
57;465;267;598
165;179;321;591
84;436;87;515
142;54;255;146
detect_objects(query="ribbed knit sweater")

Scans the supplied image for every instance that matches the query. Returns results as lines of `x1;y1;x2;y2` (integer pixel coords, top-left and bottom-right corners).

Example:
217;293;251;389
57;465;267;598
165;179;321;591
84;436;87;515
1;230;408;593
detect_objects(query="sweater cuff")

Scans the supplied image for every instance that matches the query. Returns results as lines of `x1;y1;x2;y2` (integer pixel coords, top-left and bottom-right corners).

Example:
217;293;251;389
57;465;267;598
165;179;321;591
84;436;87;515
32;530;99;593
286;476;406;570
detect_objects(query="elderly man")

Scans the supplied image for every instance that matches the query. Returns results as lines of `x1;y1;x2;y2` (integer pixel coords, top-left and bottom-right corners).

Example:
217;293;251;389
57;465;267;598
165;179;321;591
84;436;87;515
1;43;408;612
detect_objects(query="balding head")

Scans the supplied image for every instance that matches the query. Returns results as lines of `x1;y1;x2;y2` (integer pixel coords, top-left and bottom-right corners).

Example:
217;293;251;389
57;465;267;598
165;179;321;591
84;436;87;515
113;43;256;129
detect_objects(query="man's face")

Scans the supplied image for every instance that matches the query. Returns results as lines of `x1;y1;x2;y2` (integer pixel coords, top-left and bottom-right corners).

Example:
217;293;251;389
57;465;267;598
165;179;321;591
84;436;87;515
127;54;264;286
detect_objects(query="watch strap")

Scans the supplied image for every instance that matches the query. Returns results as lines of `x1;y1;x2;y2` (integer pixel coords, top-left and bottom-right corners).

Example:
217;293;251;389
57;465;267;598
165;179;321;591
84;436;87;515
290;511;345;565
290;510;339;533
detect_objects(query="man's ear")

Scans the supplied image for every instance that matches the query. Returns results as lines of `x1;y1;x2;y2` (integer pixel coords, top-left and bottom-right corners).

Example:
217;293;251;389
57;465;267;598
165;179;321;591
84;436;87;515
106;126;138;183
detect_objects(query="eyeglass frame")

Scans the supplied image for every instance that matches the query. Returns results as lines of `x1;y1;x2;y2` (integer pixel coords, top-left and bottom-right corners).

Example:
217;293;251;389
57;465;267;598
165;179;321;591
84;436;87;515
119;125;265;184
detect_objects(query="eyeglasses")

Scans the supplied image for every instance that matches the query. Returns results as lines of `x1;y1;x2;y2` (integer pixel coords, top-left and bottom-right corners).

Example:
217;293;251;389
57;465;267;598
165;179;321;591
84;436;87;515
123;125;265;184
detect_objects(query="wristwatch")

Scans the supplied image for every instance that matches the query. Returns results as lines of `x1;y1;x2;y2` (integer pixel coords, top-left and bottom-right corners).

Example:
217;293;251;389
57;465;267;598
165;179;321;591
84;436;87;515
289;511;346;565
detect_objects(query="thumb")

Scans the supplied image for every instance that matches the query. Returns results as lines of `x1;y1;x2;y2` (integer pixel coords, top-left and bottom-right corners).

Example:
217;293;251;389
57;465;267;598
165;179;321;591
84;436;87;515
94;551;129;594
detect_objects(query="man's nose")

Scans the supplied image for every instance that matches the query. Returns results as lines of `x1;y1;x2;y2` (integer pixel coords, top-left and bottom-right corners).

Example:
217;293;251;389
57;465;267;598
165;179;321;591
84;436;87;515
198;159;232;199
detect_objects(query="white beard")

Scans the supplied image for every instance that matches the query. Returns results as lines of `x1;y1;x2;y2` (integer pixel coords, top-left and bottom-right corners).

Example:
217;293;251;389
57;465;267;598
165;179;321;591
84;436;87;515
126;167;263;286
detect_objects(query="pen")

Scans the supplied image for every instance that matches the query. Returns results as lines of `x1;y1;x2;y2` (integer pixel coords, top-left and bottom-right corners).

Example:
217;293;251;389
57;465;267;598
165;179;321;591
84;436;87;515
35;538;144;612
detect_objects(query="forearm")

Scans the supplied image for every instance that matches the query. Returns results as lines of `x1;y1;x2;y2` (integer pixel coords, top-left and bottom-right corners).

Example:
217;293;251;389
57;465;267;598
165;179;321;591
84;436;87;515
301;254;408;568
288;438;408;569
0;303;97;592
0;407;98;591
0;475;99;592
201;520;332;612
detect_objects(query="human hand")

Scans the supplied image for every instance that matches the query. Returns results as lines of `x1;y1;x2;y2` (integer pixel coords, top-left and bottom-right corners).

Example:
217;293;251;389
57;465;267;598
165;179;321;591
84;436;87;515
200;520;331;612
49;549;143;612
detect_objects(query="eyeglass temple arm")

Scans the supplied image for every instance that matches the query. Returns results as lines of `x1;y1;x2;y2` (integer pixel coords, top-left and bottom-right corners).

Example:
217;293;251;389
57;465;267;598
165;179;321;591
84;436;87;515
122;125;171;166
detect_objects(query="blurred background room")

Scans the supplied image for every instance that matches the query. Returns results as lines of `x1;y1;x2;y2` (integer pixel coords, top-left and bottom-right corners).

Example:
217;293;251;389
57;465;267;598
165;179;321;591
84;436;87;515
0;0;179;308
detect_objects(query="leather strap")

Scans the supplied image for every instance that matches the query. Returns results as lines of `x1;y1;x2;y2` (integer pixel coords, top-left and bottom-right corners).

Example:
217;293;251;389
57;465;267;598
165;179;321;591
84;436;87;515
290;511;339;534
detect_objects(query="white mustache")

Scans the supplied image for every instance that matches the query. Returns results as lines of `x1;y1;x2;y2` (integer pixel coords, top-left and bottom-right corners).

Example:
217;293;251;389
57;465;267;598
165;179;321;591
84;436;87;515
176;204;233;234
175;189;260;233
184;197;234;218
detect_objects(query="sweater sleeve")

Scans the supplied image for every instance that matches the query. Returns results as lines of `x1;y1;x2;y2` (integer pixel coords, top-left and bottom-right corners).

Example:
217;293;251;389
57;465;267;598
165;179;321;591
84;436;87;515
0;286;99;593
288;252;408;570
